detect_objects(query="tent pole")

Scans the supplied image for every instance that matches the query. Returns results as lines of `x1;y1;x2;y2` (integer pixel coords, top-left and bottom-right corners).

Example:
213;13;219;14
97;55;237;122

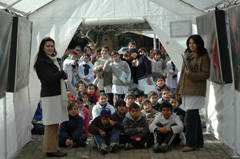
232;91;239;158
153;33;156;50
3;95;8;159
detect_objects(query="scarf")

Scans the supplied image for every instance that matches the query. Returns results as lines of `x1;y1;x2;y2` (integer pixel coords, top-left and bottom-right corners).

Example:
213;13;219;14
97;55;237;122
185;51;202;72
46;54;68;107
83;63;90;75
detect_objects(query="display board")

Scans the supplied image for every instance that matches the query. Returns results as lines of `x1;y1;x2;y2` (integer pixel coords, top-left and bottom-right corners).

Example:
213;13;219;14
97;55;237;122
228;6;240;91
0;11;12;98
7;16;33;92
197;10;232;84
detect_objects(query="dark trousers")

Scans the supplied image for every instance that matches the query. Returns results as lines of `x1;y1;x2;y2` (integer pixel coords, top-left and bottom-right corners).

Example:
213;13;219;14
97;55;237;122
107;93;113;106
130;132;154;148
59;134;87;147
155;123;181;146
186;109;204;147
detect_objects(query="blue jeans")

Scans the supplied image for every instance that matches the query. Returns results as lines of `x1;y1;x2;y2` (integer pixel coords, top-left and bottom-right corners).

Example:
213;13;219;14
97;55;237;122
186;109;203;147
94;127;120;148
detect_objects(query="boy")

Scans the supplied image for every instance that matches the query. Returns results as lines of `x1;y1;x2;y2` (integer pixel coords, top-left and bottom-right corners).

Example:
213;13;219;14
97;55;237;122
155;75;174;98
59;103;87;148
123;103;154;149
169;95;186;123
91;47;101;65
63;51;78;86
148;91;161;112
111;99;130;144
151;49;167;80
103;51;131;105
149;101;184;153
141;99;159;124
88;108;123;154
124;92;135;111
158;88;171;104
134;89;145;106
92;45;113;105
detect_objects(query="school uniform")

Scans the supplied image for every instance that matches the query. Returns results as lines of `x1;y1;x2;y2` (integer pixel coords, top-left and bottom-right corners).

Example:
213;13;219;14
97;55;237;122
78;61;95;86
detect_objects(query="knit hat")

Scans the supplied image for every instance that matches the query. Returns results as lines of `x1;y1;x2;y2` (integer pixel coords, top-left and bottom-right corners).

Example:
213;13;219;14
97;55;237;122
100;108;111;118
124;92;135;100
160;101;172;111
129;48;139;54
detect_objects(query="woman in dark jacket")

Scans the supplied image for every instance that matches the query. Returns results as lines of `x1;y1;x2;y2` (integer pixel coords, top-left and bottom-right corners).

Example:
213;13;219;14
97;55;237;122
34;37;68;157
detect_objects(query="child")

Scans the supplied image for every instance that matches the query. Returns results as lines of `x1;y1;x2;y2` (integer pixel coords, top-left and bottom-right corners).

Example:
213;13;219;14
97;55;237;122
103;51;131;105
59;103;87;148
88;108;123;154
92;45;113;105
67;91;74;103
91;47;101;65
31;101;45;134
63;51;78;86
158;88;171;104
128;40;137;50
123;103;154;149
66;80;87;99
111;99;130;144
148;91;161;112
134;89;145;106
151;49;167;80
129;48;153;91
124;92;136;111
92;92;115;120
121;50;132;69
141;99;159;124
149;101;184;153
155;75;174;98
76;97;90;136
169;95;186;123
78;53;95;86
78;91;91;110
166;60;178;90
87;84;98;116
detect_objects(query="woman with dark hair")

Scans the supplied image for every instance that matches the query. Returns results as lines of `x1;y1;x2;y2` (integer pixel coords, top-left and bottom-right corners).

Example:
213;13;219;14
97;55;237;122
34;37;68;157
175;34;210;152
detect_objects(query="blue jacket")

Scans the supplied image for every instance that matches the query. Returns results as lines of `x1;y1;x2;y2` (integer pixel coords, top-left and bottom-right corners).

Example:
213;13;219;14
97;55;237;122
59;115;84;142
33;102;42;121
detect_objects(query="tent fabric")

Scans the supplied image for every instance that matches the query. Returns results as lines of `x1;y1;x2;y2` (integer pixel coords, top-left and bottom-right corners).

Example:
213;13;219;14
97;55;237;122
0;0;239;158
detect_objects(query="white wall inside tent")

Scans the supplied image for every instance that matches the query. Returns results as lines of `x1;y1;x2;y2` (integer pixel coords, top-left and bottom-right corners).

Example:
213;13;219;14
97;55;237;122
0;0;240;158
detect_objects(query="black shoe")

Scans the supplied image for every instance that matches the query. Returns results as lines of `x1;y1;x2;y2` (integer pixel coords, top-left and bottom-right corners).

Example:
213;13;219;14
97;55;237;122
153;143;168;153
46;150;67;157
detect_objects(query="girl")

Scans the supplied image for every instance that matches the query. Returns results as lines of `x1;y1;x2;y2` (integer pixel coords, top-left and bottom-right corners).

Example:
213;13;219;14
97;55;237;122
78;53;95;85
92;92;115;120
76;97;90;136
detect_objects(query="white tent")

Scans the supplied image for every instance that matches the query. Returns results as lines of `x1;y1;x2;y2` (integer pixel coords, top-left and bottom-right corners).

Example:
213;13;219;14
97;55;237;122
0;0;239;158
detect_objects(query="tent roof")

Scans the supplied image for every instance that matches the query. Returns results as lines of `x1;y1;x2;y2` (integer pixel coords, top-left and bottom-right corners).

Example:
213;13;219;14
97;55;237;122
0;0;232;16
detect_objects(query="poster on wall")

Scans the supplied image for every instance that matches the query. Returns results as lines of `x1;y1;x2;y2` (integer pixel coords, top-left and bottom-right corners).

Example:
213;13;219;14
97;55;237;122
7;17;33;92
0;11;12;98
228;6;240;91
196;10;232;84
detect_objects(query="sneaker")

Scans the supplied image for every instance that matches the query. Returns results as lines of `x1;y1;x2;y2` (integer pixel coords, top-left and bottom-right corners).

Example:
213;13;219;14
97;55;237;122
99;144;108;154
144;142;148;148
125;143;134;150
153;143;168;153
110;143;119;153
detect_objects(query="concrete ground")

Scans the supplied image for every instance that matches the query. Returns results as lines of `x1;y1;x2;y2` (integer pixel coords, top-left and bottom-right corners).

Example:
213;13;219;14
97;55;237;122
12;133;236;159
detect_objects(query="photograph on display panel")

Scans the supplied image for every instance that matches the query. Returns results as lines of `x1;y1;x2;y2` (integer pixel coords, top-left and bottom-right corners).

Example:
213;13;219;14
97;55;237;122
228;6;240;91
0;11;12;98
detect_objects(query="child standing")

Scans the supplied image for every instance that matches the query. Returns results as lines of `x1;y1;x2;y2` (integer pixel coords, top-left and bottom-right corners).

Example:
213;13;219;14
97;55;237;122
103;51;131;105
141;99;159;124
63;51;78;86
148;91;161;112
123;103;154;149
58;103;87;148
78;53;95;86
151;49;167;80
92;92;115;120
166;60;178;90
88;108;123;154
76;97;90;136
149;101;184;153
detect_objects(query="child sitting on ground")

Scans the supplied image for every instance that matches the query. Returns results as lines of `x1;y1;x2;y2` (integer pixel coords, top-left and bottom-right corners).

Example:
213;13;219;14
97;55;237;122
67;91;74;103
158;88;171;104
123;103;154;149
31;101;45;134
59;103;87;148
88;108;123;154
149;101;184;153
169;95;186;125
76;97;90;136
141;99;159;124
148;91;161;112
87;84;99;117
154;75;174;99
134;89;145;106
92;92;115;120
111;99;130;145
124;92;136;111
